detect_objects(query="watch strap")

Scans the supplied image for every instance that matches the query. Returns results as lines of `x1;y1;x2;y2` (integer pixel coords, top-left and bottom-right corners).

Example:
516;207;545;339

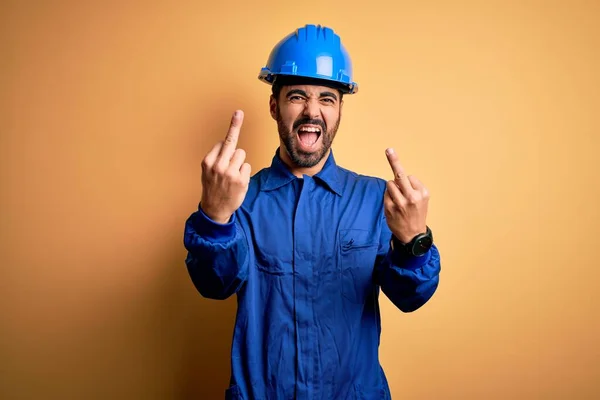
391;226;433;257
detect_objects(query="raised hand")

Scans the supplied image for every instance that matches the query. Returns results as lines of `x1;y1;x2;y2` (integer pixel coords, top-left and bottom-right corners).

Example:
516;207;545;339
200;110;251;224
383;148;429;243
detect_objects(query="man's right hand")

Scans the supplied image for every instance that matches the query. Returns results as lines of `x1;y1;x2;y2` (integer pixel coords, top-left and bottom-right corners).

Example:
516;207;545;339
200;110;251;224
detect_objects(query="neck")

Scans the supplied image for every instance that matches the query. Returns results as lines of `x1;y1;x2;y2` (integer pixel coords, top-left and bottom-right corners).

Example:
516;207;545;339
279;146;330;178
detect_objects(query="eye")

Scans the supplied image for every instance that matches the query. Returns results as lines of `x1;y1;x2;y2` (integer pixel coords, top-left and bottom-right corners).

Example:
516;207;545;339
322;98;335;104
289;95;305;102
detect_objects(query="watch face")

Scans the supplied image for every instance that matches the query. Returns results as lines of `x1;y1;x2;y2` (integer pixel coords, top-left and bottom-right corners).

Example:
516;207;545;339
412;236;433;256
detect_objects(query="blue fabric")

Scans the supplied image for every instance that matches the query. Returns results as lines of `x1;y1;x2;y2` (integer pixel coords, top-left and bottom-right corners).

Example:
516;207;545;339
184;149;441;400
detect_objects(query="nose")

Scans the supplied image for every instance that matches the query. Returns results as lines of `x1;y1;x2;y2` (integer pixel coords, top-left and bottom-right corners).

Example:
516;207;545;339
302;98;321;120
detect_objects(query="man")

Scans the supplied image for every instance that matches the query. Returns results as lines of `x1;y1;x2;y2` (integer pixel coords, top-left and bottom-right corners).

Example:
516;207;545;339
183;24;441;400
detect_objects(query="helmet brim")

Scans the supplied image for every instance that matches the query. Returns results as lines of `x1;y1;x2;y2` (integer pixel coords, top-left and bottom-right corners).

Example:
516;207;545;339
260;73;358;95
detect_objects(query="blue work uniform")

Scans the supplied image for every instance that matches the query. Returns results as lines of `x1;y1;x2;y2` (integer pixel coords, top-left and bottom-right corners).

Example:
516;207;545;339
183;149;441;400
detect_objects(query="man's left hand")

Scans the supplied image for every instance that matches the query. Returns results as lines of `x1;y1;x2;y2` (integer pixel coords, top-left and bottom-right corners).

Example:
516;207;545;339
383;148;430;244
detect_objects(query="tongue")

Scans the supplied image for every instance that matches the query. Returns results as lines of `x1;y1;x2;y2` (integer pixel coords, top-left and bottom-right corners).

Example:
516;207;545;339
299;131;318;146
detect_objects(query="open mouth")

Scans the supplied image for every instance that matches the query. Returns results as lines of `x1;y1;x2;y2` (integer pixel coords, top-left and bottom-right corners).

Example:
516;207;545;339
297;125;322;148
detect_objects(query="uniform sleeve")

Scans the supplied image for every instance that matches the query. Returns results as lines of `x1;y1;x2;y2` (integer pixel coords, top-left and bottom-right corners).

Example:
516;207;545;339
183;205;249;300
374;212;441;313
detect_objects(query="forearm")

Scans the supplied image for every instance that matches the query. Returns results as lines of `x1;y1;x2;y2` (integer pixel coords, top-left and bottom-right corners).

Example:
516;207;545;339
183;206;249;300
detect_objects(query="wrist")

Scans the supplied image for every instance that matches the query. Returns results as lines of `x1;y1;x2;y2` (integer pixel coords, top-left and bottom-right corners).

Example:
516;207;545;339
394;228;426;245
187;205;237;244
199;203;232;224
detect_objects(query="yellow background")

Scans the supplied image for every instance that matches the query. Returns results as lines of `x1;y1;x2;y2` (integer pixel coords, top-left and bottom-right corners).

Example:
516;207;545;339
1;1;599;399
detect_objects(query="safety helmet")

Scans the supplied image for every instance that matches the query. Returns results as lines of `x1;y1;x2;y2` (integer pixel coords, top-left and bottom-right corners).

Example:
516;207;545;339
258;24;358;94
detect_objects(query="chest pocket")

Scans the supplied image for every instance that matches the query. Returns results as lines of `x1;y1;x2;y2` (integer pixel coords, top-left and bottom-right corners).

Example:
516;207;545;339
254;240;293;275
339;229;379;304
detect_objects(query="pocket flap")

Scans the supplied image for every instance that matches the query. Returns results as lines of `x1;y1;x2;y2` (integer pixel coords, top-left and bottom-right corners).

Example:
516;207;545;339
340;229;377;250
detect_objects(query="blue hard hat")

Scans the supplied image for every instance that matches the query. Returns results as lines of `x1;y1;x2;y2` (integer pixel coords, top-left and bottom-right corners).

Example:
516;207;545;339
258;24;358;94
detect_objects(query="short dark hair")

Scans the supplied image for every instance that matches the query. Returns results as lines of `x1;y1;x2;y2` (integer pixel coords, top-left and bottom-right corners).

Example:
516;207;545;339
271;75;346;101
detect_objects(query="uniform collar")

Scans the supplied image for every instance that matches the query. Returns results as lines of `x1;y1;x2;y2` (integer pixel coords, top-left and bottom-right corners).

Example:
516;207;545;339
262;148;343;196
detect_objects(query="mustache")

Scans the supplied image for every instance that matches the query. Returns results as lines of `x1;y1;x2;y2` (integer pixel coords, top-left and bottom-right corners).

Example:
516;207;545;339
293;118;326;133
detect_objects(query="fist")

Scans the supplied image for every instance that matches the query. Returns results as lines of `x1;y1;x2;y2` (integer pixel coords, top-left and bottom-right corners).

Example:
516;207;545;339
383;148;430;244
200;110;251;224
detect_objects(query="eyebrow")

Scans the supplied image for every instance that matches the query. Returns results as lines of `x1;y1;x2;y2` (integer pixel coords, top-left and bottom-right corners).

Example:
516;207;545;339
320;91;338;100
285;89;338;101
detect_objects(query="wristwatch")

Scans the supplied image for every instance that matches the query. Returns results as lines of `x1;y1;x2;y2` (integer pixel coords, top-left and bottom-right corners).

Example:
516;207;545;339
391;226;433;257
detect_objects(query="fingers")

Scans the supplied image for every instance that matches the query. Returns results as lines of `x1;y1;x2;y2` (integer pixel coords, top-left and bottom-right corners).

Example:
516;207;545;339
202;141;223;171
386;180;407;208
407;175;422;190
408;175;429;198
383;189;395;213
240;162;252;182
229;148;247;171
220;110;244;160
385;148;412;194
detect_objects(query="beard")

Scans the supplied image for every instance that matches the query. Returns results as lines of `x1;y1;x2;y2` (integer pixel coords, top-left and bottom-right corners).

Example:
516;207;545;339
276;106;341;168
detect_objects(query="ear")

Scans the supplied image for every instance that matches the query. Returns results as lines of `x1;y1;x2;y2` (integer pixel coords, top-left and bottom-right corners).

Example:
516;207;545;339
269;95;277;120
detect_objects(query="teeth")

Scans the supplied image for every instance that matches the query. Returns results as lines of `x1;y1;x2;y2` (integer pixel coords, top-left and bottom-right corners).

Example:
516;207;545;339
298;126;321;133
